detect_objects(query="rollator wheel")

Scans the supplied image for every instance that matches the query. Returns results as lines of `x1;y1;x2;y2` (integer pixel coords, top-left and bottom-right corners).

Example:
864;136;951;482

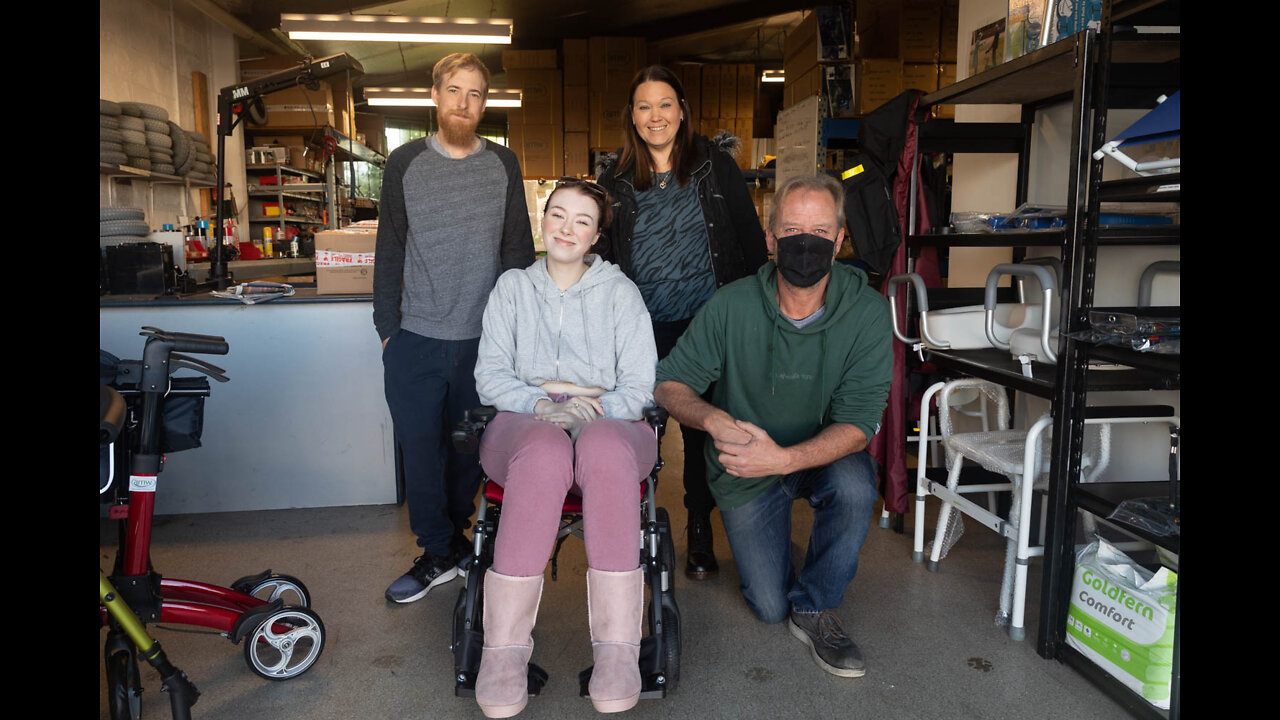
243;606;326;680
106;647;143;720
234;573;311;608
662;605;681;692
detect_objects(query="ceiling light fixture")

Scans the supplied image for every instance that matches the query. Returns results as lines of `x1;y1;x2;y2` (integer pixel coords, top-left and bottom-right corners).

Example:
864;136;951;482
280;13;513;44
364;87;522;108
761;70;785;83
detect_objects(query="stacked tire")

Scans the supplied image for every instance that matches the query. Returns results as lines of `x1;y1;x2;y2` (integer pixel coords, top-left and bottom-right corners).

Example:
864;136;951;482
100;99;129;167
120;102;177;176
185;131;218;184
100;207;151;250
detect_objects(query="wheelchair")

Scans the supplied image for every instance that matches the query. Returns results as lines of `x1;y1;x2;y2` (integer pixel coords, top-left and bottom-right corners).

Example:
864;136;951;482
449;405;683;702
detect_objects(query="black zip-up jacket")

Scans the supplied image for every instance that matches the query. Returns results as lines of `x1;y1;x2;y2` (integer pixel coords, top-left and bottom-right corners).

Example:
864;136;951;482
595;132;768;294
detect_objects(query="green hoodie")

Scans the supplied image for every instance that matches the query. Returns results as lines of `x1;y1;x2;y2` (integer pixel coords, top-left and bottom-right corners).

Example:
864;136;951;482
655;260;893;510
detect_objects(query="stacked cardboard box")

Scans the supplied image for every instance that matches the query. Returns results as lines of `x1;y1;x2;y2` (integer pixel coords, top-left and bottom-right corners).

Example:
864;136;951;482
695;63;757;171
239;55;354;131
587;37;647;152
783;6;856;118
852;0;959;118
562;39;590;176
504;49;563;179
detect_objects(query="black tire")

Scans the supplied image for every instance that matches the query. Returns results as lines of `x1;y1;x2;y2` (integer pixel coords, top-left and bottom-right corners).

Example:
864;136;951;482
100;219;152;237
106;649;143;720
145;131;172;149
124;157;152;172
142;118;168;134
100;207;145;222
101;151;128;166
169;121;191;167
122;142;148;157
233;573;312;608
101;114;121;129
118;115;145;131
101;140;125;153
122;101;169;122
153;163;177;176
101;98;122;116
100;126;124;144
118;102;142;117
119;128;146;145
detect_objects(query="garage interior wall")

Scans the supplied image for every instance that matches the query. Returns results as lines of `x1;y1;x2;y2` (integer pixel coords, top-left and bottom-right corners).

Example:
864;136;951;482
100;0;249;234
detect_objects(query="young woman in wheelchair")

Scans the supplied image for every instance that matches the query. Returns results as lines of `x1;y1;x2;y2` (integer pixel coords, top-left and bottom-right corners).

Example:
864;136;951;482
471;177;659;717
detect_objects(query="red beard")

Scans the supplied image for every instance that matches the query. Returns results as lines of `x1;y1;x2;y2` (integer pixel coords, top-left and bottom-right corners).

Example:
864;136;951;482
438;110;479;147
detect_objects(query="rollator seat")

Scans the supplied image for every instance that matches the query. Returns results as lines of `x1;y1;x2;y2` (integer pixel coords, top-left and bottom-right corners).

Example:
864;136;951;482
482;478;645;515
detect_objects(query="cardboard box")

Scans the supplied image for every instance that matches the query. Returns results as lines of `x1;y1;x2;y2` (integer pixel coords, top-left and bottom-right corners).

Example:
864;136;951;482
239;56;338;129
564;131;590;177
508;124;563;178
783;65;823;109
856;59;903;115
562;39;588;85
737;63;757;118
502;49;558;70
354;112;386;155
901;0;943;63
250;136;313;171
720;64;738;119
314;228;376;295
733;117;754;170
701;64;721;119
563;85;589;133
678;63;702;121
903;62;940;94
854;0;901;59
507;69;563;126
588;37;646;149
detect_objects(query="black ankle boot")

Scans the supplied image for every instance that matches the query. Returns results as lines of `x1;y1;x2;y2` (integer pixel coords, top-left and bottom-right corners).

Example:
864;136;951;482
685;515;719;580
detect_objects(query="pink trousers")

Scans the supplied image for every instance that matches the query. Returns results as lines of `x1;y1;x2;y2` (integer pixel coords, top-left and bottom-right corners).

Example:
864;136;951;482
478;411;658;577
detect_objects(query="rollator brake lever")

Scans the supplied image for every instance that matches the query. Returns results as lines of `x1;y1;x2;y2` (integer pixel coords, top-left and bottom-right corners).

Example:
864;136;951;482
169;353;230;382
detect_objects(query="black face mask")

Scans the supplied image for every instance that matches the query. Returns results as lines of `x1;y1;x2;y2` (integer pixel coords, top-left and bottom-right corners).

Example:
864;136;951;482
774;233;835;288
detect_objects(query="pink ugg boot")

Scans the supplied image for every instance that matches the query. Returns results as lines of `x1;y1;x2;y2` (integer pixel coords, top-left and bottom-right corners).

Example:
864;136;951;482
475;570;544;718
586;567;643;713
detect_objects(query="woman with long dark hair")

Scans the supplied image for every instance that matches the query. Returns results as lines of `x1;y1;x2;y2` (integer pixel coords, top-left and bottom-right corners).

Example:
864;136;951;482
595;65;768;581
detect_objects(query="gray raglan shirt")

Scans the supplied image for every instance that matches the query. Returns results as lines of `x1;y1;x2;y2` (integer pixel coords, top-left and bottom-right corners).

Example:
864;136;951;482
373;135;535;341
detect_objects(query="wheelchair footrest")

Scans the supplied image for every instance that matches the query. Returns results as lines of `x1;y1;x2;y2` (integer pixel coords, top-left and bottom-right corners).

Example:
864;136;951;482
578;665;670;700
454;662;548;698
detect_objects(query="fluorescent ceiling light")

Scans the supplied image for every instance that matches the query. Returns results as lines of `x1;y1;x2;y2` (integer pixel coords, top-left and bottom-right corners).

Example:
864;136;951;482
761;70;785;83
281;13;513;44
365;87;522;108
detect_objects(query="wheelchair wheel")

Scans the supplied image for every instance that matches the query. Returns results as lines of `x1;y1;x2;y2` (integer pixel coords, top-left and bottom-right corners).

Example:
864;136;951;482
233;572;311;608
243;606;325;680
662;605;681;692
106;647;143;720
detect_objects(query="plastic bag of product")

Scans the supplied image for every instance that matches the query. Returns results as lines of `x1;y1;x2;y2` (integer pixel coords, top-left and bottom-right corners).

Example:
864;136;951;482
1066;538;1177;709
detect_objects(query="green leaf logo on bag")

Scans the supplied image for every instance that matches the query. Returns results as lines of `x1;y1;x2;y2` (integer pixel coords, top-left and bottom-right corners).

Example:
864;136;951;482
1066;538;1177;709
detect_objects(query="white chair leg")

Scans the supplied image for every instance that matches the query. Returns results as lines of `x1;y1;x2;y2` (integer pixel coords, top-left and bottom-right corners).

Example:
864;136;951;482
996;474;1021;628
914;382;946;563
1009;416;1053;641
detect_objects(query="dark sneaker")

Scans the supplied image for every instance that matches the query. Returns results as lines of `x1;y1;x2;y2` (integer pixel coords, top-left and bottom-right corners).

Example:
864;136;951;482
452;536;474;579
384;553;459;604
789;610;866;678
685;515;719;580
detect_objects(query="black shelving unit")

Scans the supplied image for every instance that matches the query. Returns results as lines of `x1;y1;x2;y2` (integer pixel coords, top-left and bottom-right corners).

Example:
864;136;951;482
904;2;1179;718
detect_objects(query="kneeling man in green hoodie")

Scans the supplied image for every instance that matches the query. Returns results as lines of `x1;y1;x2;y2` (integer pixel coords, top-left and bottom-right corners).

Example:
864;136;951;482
655;173;893;679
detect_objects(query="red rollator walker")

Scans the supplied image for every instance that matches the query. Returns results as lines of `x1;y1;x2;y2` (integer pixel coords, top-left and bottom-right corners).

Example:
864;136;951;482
100;327;325;719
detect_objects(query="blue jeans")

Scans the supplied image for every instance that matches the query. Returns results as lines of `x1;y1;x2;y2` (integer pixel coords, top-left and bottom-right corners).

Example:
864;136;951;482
719;451;879;623
382;330;484;557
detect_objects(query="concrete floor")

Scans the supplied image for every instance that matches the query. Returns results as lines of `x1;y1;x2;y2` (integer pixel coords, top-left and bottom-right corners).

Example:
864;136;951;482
99;424;1132;720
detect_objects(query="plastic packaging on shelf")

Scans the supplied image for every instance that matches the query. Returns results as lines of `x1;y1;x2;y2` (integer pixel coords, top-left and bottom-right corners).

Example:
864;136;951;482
1107;497;1179;537
949;202;1175;233
1065;310;1180;354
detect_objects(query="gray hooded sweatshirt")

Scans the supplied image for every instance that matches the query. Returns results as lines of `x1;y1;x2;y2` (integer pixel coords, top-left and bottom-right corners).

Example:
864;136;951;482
475;255;657;420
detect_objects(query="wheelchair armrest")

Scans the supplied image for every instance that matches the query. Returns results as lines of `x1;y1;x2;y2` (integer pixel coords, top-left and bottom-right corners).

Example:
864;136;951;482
452;406;497;454
644;405;669;431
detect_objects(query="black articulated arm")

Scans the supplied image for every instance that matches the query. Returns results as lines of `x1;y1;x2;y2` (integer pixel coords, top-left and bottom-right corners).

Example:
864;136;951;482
209;53;365;289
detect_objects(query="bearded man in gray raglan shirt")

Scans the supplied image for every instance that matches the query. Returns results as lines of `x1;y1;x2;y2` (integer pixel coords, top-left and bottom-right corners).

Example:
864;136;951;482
375;53;535;604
